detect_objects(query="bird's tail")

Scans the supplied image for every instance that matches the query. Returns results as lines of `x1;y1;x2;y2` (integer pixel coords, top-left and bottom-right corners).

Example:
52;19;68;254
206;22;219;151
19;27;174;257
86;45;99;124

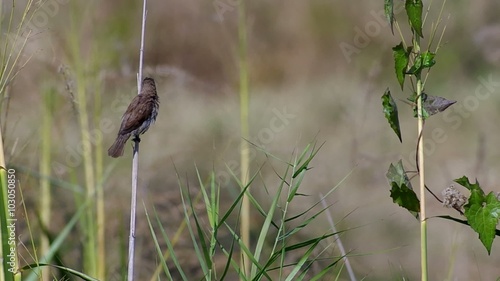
108;134;130;158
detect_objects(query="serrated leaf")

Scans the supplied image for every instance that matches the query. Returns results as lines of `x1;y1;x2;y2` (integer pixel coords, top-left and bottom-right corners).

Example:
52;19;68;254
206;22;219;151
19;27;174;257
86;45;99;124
455;176;500;254
382;88;402;142
405;0;423;38
392;43;410;90
386;160;420;218
386;160;412;188
390;182;420;216
465;192;500;255
384;0;395;34
454;176;483;194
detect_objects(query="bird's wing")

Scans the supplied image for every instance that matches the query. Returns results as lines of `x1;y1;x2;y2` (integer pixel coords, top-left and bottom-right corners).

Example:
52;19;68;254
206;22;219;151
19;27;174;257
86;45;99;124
118;95;154;135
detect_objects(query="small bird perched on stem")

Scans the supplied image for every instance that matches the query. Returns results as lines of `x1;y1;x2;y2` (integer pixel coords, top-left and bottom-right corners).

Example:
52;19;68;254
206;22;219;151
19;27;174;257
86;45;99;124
108;77;159;158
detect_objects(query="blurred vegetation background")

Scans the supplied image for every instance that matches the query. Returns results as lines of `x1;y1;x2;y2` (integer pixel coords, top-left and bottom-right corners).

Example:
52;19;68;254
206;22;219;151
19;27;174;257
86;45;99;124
2;0;500;280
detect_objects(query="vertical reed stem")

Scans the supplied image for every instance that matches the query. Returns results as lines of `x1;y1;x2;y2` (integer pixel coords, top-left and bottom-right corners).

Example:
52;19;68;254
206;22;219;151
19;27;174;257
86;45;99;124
127;0;147;280
39;86;53;280
414;34;428;280
238;0;250;277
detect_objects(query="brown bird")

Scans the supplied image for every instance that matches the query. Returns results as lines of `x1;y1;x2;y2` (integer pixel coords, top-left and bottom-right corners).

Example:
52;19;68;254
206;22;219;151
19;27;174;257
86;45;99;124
108;77;159;158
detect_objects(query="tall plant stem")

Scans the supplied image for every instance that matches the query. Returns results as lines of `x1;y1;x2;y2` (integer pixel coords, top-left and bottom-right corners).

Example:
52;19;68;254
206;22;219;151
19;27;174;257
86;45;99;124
127;1;147;280
94;77;105;280
69;23;97;276
39;87;53;280
238;0;250;277
417;78;427;280
414;32;428;279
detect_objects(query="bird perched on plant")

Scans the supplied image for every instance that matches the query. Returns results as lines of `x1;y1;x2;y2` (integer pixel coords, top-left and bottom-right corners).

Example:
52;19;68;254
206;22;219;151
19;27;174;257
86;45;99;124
108;77;159;158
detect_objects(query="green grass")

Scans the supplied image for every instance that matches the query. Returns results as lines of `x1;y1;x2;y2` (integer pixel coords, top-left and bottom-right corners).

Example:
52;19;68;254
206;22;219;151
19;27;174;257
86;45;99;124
0;1;35;280
145;142;349;280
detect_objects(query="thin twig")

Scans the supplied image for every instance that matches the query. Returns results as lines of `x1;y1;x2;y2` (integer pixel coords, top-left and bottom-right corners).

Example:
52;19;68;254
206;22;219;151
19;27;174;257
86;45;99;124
320;194;357;281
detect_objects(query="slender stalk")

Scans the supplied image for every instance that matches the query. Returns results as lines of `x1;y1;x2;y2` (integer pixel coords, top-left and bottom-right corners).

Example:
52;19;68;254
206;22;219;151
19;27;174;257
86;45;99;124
0;0;2;41
39;86;54;280
237;0;250;277
127;143;139;281
320;195;356;281
127;0;147;280
65;3;101;276
69;27;98;276
94;78;105;281
417;78;427;280
414;32;428;279
137;0;147;89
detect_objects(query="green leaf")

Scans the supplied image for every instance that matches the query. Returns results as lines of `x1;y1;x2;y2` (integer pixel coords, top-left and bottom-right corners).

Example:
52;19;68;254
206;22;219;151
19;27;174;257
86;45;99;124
454;176;482;193
386;160;420;218
382;88;402;142
292;142;322;179
407;52;436;75
386;161;412;190
384;0;395;34
407;55;422;75
392;43;410;89
421;51;436;68
465;193;500;255
386;160;412;189
405;0;423;38
20;264;99;281
455;176;500;254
